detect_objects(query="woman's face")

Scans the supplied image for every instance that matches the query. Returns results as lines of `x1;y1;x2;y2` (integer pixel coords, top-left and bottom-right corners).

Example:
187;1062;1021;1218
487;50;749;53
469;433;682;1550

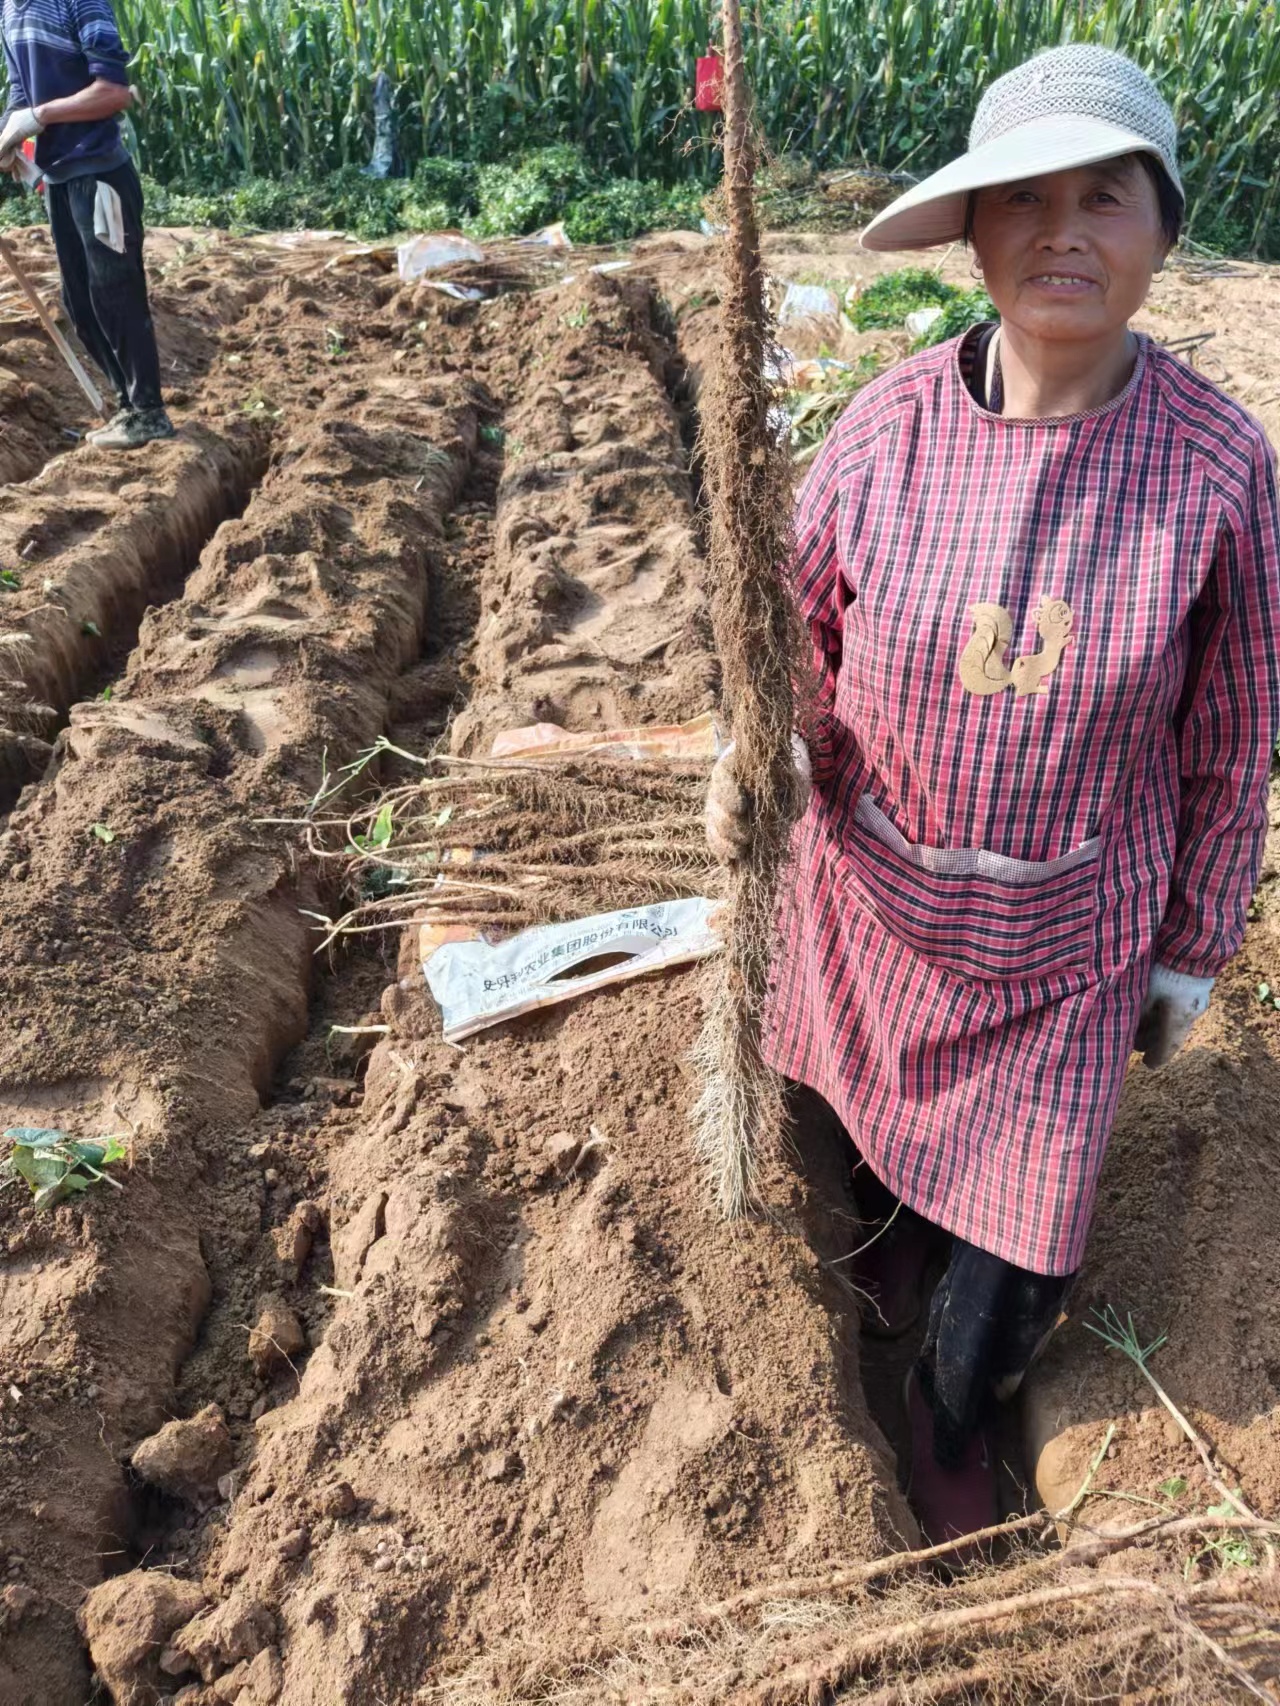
970;157;1170;345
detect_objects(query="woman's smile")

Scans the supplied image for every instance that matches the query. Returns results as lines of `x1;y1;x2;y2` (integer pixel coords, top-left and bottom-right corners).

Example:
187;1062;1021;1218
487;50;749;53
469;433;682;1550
1024;271;1101;294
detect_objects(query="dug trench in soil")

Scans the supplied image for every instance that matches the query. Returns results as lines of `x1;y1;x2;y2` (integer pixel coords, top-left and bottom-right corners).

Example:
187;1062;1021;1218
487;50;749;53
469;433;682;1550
0;222;237;493
0;281;487;1706
0;228;397;809
72;270;911;1706
0;424;268;805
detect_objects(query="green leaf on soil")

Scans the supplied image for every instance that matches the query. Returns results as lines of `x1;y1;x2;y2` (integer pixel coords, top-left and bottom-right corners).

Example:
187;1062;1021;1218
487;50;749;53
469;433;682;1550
353;800;394;852
0;568;20;590
478;422;505;448
434;805;454;829
81;619;102;637
91;823;117;844
371;801;394;848
1;1127;127;1211
1158;1476;1188;1500
99;685;113;701
1207;1493;1247;1519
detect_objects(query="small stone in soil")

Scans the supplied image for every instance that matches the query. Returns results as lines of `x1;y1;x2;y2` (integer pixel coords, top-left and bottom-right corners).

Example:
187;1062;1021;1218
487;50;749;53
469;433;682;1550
483;1449;521;1483
248;1295;306;1378
319;1481;356;1518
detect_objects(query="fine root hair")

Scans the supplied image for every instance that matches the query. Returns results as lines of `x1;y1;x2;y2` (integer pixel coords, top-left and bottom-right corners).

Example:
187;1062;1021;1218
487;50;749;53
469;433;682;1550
690;0;813;1219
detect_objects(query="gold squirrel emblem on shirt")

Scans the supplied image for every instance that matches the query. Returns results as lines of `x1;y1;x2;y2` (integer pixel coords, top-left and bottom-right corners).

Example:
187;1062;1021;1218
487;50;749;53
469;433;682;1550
958;597;1075;699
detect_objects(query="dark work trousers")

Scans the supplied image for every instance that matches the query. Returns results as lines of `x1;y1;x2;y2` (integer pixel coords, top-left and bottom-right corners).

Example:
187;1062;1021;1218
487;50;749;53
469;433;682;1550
45;160;163;413
853;1150;1074;1470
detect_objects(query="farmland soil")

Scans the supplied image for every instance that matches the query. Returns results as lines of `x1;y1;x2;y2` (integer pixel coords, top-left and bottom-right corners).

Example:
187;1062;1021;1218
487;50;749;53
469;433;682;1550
99;264;907;1706
0;221;1278;1705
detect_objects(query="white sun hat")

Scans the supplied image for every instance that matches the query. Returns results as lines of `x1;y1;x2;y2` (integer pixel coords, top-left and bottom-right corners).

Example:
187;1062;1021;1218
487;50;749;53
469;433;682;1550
861;44;1183;252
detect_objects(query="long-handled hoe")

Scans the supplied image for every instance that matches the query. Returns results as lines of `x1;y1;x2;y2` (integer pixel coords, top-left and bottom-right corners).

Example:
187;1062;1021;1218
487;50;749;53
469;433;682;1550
0;154;105;417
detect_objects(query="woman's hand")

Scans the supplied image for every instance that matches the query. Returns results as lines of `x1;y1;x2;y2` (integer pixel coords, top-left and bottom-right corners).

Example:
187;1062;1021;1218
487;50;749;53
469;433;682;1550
1134;963;1214;1068
705;735;812;865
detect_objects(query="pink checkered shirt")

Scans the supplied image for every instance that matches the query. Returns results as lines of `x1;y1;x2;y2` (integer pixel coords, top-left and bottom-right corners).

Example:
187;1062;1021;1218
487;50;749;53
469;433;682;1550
765;330;1280;1274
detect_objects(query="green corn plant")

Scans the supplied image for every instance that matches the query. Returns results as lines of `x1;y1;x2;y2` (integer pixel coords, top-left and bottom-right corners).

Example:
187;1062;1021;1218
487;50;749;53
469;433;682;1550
75;0;1280;254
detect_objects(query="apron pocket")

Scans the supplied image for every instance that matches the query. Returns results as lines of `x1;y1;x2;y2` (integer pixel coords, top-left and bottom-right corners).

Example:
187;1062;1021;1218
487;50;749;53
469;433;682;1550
845;794;1101;981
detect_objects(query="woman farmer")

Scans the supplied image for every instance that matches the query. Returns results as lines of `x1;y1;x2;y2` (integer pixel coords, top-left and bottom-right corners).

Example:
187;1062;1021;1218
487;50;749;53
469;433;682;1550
707;45;1280;1541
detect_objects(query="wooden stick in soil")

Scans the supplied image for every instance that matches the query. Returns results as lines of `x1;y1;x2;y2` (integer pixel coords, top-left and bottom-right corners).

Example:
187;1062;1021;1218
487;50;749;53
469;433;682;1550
691;0;808;1218
0;234;105;416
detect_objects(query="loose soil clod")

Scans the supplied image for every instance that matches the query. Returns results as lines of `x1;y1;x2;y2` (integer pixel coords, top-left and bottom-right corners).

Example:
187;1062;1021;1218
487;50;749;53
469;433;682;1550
131;1403;234;1501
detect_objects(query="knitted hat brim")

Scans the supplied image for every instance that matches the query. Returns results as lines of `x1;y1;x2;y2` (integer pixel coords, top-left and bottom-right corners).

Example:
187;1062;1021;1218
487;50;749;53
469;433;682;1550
860;115;1182;252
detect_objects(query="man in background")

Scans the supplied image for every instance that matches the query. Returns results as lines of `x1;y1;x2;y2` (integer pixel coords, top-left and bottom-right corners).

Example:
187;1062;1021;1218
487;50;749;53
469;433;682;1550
0;0;174;449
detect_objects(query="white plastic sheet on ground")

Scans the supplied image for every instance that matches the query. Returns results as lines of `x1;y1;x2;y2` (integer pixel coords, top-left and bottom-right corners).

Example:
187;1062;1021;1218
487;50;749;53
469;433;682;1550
905;305;944;340
778;282;839;326
397;231;486;281
417;280;487;301
422;898;722;1043
522;222;573;249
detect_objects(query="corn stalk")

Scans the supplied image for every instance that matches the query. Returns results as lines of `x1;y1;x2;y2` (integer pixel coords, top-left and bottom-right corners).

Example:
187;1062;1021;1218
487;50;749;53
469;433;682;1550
96;0;1280;252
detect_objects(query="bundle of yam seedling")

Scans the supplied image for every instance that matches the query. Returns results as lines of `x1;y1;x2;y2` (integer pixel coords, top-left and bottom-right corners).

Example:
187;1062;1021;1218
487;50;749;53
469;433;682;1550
295;744;725;951
419;1506;1280;1704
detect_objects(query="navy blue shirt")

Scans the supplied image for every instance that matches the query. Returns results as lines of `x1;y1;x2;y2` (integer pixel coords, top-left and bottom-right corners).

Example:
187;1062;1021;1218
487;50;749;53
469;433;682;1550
1;0;130;182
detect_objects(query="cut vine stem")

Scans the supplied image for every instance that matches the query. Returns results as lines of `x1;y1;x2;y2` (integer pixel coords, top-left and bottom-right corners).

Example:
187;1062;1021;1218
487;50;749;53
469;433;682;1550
1086;1306;1259;1522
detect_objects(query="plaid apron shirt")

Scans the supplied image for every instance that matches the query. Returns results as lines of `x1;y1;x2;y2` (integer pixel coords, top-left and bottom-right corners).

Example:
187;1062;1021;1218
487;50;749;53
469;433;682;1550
766;333;1280;1275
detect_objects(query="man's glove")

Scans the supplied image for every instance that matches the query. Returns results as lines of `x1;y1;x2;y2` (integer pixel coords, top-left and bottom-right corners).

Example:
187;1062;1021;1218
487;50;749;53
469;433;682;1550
706;734;811;865
0;107;44;168
1134;963;1214;1069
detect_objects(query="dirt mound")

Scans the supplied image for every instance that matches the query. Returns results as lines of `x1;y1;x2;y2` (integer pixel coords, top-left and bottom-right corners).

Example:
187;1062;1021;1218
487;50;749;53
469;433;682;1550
449;272;716;754
181;972;901;1701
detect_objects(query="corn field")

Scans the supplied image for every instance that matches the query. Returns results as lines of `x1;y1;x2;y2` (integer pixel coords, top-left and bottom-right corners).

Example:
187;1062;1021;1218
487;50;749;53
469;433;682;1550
110;0;1280;249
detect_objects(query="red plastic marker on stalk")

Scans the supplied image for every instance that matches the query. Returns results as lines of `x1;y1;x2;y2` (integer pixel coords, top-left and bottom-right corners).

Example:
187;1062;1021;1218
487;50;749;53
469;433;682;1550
695;50;723;113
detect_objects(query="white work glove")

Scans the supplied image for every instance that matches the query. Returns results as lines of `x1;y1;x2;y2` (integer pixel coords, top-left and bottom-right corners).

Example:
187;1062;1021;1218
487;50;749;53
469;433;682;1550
93;182;125;253
0;107;44;168
1134;963;1214;1069
705;734;811;865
